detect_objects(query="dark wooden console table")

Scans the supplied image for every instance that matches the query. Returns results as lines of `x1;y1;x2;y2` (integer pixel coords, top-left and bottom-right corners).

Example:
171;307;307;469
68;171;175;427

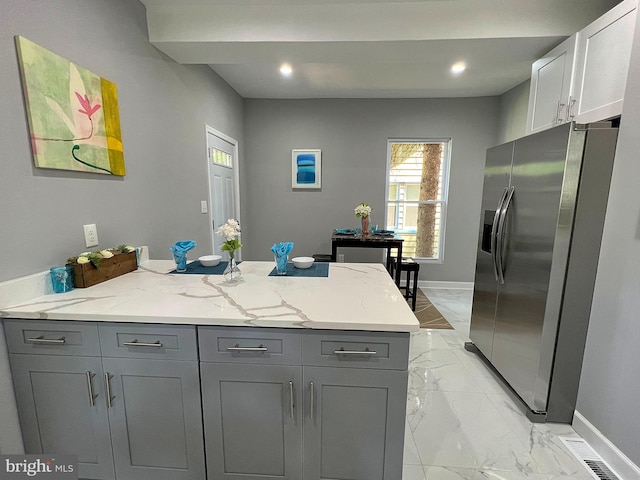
331;233;404;286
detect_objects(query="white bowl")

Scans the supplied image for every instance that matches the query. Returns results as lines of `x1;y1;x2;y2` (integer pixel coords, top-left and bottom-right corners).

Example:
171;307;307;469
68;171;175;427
199;255;222;267
292;256;315;269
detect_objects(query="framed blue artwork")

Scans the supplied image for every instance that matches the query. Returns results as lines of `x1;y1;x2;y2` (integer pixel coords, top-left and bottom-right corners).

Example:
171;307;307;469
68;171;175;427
292;149;321;189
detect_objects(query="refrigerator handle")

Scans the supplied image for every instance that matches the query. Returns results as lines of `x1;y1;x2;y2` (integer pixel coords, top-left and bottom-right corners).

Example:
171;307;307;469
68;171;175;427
491;187;509;281
496;186;515;285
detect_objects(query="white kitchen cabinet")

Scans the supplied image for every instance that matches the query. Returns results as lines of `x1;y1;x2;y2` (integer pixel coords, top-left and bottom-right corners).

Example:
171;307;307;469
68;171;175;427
526;0;637;133
572;0;637;124
526;34;578;134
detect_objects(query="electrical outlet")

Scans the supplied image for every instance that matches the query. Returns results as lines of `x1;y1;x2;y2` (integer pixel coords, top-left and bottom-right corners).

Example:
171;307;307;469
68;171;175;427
201;200;208;214
83;224;99;248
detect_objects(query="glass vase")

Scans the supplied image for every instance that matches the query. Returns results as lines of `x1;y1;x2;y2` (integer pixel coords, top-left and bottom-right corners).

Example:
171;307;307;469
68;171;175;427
274;253;288;275
361;215;370;236
173;251;188;272
50;265;75;293
223;253;242;283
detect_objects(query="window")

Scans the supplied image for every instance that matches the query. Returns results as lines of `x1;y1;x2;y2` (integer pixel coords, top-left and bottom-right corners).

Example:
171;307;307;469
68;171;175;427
210;146;232;168
386;140;451;261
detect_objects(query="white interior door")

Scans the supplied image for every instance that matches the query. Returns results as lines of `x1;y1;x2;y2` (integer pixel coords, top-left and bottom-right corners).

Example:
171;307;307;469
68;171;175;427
207;127;239;257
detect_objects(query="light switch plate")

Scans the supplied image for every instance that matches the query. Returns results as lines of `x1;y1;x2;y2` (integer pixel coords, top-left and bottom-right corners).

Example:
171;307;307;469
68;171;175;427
201;200;208;214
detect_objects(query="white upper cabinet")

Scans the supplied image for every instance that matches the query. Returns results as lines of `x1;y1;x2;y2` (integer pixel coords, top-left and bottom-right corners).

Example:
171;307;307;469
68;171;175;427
526;0;637;134
526;35;578;134
572;0;638;124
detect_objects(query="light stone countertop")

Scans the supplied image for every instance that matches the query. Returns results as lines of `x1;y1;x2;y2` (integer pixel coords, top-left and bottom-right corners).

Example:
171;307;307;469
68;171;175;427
0;261;419;332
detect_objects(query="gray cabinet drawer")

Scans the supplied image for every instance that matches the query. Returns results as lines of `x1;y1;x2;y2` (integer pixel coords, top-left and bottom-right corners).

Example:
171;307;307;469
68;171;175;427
198;326;301;365
302;330;410;370
98;323;197;361
4;319;100;356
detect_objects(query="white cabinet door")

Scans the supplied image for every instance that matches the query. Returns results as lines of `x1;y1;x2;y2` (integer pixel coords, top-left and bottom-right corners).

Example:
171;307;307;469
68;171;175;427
572;0;637;124
526;35;578;135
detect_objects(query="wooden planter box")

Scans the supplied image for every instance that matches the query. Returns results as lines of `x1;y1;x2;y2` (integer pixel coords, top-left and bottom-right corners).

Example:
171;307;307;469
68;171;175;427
70;251;138;288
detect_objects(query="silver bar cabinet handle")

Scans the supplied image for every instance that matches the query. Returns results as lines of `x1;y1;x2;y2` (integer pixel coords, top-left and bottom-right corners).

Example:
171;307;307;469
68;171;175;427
123;339;163;348
226;343;268;352
310;381;314;420
85;371;98;407
556;100;566;124
289;381;294;419
105;373;115;408
567;96;577;120
26;335;66;344
334;347;377;355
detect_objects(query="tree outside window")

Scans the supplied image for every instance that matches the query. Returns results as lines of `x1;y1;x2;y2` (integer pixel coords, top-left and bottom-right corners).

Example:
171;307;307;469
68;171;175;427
387;140;450;260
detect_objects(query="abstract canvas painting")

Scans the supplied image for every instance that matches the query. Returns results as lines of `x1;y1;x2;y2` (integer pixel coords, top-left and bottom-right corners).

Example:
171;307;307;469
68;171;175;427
15;36;125;176
292;149;321;189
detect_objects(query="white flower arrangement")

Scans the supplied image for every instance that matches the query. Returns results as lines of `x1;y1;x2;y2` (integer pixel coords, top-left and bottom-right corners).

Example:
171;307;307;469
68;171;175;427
354;202;372;218
216;218;241;241
216;219;243;255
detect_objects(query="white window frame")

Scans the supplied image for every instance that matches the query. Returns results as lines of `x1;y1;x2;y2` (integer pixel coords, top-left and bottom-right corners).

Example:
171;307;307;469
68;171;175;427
385;138;451;263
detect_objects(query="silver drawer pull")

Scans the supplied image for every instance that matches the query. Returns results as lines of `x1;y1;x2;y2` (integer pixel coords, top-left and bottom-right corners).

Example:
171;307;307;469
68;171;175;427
105;373;115;408
27;335;66;344
86;371;98;407
289;381;295;419
123;339;163;347
226;343;268;352
334;347;377;356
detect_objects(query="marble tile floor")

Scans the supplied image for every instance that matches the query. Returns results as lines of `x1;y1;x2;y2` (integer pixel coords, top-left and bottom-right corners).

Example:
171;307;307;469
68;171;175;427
402;288;593;480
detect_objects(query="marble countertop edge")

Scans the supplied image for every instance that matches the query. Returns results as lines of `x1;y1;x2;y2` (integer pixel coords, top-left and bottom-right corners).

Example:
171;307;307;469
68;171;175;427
0;260;420;333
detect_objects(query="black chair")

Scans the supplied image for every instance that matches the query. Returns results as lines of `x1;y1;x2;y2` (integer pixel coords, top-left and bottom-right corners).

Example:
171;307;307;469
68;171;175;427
389;257;420;311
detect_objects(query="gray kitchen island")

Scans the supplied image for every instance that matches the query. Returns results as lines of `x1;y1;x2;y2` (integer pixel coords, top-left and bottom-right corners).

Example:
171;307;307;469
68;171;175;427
0;260;419;480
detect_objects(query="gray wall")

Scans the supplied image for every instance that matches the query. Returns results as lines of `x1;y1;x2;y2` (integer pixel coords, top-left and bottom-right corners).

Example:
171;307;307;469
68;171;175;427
575;9;640;467
0;0;244;283
243;98;499;282
0;0;243;453
496;80;530;144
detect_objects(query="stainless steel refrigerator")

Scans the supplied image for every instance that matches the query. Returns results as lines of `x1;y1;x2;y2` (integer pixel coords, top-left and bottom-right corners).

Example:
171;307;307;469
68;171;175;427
465;121;619;423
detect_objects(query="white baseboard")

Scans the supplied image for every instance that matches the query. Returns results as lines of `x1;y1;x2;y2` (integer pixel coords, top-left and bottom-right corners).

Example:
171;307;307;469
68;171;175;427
573;410;640;480
418;280;473;290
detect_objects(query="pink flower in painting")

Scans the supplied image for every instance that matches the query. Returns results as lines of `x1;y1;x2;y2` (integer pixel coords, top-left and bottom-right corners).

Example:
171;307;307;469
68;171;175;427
75;92;101;119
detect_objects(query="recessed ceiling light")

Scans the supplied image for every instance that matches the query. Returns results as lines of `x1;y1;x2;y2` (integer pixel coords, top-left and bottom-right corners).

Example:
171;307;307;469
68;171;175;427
280;63;293;76
451;62;466;74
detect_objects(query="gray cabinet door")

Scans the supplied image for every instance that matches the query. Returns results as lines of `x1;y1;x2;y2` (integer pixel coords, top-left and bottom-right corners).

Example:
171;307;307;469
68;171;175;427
303;366;408;480
102;357;205;480
200;362;302;480
9;354;115;480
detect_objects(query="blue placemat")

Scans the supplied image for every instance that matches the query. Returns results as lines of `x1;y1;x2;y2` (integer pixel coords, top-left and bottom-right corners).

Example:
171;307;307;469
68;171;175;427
169;260;233;275
268;262;329;277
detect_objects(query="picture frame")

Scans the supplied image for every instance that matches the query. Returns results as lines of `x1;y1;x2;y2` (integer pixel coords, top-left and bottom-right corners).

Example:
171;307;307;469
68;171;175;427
15;36;125;176
292;149;321;189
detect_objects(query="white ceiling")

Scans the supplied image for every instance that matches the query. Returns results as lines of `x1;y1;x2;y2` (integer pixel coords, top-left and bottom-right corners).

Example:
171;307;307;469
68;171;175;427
141;0;621;98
